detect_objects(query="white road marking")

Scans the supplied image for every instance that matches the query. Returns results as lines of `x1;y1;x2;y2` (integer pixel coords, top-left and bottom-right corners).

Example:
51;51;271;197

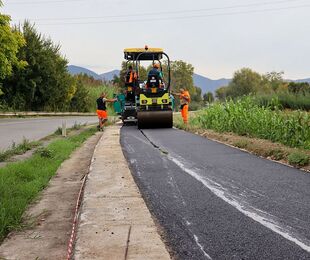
193;234;212;259
169;155;310;254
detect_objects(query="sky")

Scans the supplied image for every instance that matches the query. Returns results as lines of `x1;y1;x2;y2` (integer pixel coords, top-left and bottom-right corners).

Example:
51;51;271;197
2;0;310;79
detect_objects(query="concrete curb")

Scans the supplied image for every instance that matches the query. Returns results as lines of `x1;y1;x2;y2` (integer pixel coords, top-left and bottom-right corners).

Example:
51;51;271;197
74;125;171;259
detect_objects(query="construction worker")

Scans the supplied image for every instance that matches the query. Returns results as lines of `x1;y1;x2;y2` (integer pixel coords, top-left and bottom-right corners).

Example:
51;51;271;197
96;92;116;131
174;88;191;124
148;63;163;79
125;65;137;86
125;65;137;102
147;63;164;89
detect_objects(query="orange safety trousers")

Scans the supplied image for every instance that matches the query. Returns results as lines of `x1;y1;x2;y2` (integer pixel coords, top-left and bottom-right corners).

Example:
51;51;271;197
181;104;189;124
96;110;108;119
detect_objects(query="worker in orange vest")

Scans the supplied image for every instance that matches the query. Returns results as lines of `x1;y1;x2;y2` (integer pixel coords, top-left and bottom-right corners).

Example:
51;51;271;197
125;65;137;86
125;65;137;102
174;88;191;124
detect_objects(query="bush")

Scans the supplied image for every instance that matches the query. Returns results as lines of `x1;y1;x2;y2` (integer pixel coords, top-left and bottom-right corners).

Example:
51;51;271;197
233;140;248;148
268;149;285;160
54;127;62;135
35;147;54;158
72;121;81;130
288;152;309;167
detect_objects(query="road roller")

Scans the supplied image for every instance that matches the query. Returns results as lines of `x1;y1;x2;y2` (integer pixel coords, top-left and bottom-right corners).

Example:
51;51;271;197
122;46;174;128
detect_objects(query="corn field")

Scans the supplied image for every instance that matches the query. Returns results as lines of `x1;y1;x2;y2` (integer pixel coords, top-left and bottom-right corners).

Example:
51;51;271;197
191;97;310;149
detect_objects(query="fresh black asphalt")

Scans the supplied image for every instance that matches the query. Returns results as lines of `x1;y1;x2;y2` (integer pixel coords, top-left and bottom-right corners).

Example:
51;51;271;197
120;126;310;260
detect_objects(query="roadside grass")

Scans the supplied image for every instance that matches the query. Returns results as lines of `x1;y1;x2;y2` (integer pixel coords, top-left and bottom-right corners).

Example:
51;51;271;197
174;114;310;170
193;97;310;149
0;127;97;242
0;139;41;162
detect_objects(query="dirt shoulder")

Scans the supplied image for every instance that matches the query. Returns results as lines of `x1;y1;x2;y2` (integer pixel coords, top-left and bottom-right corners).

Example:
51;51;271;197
0;132;102;260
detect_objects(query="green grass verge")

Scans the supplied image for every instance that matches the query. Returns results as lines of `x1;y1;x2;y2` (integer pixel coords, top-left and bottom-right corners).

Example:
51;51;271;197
0;127;97;242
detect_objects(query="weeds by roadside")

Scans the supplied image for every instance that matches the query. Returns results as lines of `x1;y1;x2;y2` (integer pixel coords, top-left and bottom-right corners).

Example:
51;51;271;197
54;127;62;135
0;127;97;242
0;138;41;162
288;152;310;167
72;121;82;130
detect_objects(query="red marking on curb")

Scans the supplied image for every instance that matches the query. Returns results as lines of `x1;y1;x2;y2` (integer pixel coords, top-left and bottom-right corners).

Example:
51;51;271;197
66;175;87;260
66;136;100;260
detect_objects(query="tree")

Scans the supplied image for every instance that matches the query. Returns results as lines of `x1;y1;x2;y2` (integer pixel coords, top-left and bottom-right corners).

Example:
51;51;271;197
169;60;195;94
215;86;231;101
265;71;284;91
203;92;214;103
75;73;102;87
112;74;120;86
0;3;26;94
69;79;91;112
1;21;75;111
288;82;310;95
228;68;265;97
162;60;200;109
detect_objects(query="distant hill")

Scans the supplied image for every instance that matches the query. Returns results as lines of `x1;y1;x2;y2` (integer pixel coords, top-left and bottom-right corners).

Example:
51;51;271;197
67;65;310;93
293;78;310;83
67;65;101;80
193;74;231;93
100;70;120;81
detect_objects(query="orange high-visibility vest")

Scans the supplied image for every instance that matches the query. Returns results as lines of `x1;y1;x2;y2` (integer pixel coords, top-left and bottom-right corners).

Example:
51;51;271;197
126;71;137;83
181;91;191;104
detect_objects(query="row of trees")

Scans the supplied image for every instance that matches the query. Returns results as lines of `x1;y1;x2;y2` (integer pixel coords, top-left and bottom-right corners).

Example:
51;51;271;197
0;3;94;112
215;68;310;101
0;2;25;93
214;68;310;111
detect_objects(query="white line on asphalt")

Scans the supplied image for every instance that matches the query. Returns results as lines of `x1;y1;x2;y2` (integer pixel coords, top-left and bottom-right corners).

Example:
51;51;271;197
168;155;310;254
194;234;212;260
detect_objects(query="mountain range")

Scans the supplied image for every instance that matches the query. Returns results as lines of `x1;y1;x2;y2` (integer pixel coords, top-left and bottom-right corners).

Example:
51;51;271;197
67;65;310;94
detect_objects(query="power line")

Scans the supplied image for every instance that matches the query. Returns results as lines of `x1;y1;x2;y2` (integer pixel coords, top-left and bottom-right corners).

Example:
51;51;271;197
11;0;305;21
28;4;310;26
6;0;85;4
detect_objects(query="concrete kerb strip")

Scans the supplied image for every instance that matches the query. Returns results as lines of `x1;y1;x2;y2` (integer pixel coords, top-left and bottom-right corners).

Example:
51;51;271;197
74;125;171;260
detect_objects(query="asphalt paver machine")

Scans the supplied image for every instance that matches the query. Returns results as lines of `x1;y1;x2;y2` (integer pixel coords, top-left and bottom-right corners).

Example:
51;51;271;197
115;46;174;128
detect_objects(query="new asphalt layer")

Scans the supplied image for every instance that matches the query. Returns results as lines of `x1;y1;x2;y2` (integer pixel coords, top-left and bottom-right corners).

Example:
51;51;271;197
120;126;310;260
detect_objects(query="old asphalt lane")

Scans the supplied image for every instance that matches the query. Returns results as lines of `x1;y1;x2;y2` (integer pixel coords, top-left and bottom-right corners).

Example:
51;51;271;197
0;116;98;150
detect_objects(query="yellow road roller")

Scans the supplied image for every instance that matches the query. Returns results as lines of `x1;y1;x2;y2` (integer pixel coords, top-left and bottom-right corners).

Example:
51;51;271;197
123;46;174;128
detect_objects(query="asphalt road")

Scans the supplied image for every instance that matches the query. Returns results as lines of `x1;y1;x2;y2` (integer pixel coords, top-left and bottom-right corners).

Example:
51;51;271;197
120;126;310;260
0;116;98;151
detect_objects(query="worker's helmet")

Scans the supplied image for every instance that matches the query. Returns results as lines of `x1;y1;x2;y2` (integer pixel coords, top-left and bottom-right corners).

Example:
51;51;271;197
153;63;160;69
